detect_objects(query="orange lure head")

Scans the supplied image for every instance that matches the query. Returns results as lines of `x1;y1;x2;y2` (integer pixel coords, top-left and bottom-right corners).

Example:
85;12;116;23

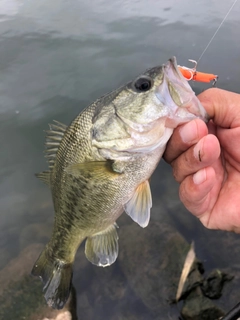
178;59;218;85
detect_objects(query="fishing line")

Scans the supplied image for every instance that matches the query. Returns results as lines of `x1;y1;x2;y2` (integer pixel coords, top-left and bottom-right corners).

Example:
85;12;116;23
221;302;240;320
197;0;238;63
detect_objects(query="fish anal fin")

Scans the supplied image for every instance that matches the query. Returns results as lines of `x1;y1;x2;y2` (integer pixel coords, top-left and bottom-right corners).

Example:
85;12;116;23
35;171;51;186
65;161;120;180
45;120;67;170
85;224;119;267
124;180;152;228
31;247;72;310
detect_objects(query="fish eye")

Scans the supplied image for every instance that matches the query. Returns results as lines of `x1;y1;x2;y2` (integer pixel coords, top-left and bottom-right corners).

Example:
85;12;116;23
132;76;153;92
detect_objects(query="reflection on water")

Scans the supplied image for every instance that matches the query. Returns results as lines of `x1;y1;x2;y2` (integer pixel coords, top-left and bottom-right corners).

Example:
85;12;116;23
0;0;240;319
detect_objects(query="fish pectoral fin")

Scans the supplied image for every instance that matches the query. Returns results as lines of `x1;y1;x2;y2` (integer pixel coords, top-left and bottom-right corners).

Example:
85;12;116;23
85;224;119;267
35;171;51;186
65;161;120;180
124;180;152;228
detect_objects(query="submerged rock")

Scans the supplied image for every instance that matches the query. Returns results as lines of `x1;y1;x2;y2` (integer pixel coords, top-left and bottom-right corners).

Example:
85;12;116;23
213;266;240;315
1;221;238;320
0;243;74;320
117;220;234;319
73;243;154;319
201;269;233;299
118;221;190;316
181;287;224;320
0;243;44;293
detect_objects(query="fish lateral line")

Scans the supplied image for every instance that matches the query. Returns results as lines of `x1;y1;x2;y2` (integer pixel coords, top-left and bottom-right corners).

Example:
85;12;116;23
178;59;218;85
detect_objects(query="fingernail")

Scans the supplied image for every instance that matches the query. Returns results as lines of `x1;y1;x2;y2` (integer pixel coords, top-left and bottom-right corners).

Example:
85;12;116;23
179;121;197;143
193;169;206;185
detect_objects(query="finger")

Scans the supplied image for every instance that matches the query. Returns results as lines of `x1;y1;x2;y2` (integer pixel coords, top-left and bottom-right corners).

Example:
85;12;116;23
179;166;216;224
217;126;240;171
198;88;240;128
171;134;220;183
163;119;208;163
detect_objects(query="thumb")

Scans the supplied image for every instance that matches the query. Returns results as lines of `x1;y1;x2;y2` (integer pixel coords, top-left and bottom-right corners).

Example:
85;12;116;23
197;88;240;128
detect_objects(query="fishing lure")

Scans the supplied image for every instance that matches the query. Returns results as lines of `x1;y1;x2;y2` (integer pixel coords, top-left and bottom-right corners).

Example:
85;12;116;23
178;59;218;85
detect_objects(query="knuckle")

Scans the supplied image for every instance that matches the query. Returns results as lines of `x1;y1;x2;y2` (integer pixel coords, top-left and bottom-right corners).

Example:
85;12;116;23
179;182;188;203
171;160;183;183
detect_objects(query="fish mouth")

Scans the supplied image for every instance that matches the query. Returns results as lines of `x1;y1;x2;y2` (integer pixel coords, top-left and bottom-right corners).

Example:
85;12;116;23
164;56;188;88
157;56;209;125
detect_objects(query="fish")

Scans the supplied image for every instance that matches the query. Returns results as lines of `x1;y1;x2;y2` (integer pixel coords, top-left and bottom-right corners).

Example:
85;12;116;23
31;57;208;310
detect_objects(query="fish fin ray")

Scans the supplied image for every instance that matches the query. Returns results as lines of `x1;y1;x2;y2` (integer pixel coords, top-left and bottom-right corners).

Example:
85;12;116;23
31;247;72;310
124;180;152;228
45;120;67;169
49;120;67;132
85;223;119;267
65;161;120;180
35;171;51;186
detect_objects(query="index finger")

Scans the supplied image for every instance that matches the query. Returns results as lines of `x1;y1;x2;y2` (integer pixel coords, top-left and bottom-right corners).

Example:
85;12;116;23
198;88;240;128
163;118;208;164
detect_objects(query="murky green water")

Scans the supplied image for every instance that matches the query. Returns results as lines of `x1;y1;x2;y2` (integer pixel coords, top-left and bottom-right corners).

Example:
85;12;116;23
1;0;240;319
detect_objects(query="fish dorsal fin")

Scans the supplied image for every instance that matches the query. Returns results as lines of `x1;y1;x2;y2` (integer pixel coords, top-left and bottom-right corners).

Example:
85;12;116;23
65;161;120;181
35;171;51;186
124;180;152;228
85;223;119;267
45;120;67;170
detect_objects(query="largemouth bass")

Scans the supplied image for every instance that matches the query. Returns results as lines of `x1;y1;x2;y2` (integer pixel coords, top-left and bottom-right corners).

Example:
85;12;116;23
32;57;208;309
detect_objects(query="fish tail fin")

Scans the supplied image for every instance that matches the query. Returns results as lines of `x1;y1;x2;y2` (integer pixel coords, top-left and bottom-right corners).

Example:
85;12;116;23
31;247;73;309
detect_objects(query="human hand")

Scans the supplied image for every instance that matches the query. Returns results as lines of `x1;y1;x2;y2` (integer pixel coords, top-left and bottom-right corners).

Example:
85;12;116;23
164;88;240;233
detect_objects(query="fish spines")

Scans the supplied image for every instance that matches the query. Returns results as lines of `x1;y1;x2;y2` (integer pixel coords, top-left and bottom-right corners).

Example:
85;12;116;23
31;247;73;310
45;120;67;170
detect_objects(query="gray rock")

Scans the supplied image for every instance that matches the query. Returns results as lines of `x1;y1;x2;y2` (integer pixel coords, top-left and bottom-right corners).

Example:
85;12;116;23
201;269;233;299
118;221;190;316
213;266;240;314
181;287;224;320
0;243;73;320
117;220;233;319
0;243;44;293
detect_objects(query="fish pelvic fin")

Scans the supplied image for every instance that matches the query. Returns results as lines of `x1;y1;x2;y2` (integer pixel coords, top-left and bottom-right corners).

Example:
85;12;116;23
31;247;72;310
35;171;51;186
45;120;67;170
124;180;152;228
85;223;119;267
